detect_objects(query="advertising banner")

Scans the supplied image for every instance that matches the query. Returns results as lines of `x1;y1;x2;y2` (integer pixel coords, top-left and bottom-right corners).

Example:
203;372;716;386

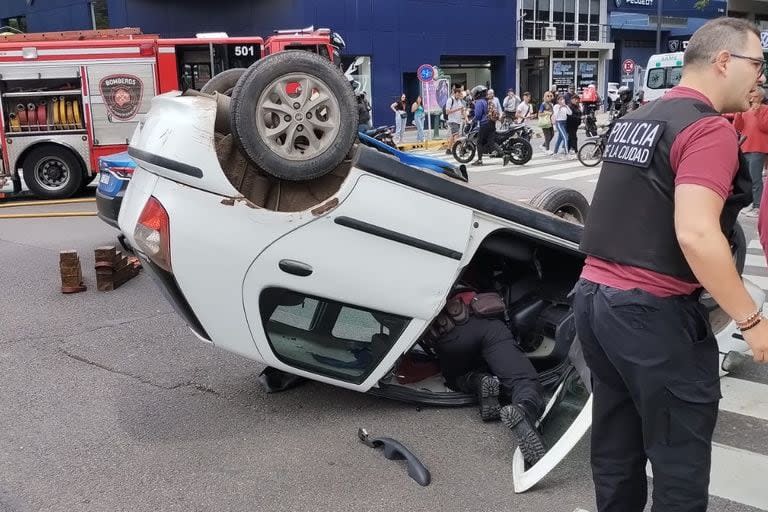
608;0;726;18
421;77;451;114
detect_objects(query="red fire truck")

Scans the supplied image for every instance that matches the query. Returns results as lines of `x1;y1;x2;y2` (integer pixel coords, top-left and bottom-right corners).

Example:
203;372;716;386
0;26;342;199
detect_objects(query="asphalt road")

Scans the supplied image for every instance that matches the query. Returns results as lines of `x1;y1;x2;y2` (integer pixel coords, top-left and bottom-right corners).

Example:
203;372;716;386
2;155;768;512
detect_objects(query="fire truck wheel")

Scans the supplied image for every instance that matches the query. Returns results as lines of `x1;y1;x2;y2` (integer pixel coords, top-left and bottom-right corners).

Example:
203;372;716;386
231;51;358;181
22;145;84;199
200;68;247;96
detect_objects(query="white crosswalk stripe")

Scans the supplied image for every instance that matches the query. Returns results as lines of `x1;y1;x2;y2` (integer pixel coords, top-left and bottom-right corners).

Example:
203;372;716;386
546;168;601;180
411;148;597;182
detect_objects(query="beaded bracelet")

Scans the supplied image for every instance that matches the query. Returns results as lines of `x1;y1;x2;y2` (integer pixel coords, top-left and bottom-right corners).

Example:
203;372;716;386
736;310;761;329
739;315;763;333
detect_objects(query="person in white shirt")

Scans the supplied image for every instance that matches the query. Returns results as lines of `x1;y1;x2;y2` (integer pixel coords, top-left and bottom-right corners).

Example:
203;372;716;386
503;89;521;119
515;92;534;122
551;95;572;156
444;88;466;154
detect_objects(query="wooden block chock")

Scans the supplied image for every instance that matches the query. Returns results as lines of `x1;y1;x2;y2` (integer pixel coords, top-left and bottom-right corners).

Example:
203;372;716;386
59;250;87;294
94;245;141;291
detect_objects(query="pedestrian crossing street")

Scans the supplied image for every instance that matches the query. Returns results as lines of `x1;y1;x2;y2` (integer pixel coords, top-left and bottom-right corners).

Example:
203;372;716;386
412;147;603;183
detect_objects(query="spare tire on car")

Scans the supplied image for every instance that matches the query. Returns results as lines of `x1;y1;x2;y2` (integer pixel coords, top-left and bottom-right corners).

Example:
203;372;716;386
200;68;247;96
529;186;590;225
230;51;358;181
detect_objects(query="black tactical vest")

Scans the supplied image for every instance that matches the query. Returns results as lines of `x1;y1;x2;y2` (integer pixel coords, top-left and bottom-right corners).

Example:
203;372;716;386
580;98;752;282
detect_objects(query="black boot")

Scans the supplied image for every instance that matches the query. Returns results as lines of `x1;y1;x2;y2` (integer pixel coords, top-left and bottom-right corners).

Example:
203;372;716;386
455;372;501;421
500;402;546;465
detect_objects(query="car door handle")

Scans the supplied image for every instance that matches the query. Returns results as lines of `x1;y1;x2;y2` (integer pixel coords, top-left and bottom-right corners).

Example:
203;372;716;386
278;259;313;277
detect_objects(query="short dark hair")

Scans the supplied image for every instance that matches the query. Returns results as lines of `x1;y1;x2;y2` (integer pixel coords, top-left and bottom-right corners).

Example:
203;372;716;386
684;17;761;69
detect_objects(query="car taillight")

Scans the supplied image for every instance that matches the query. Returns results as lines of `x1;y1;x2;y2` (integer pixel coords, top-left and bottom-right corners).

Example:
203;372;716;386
134;196;172;272
110;166;135;178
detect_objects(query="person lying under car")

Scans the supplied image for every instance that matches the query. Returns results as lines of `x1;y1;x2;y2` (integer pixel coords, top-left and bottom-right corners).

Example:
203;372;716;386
423;286;547;464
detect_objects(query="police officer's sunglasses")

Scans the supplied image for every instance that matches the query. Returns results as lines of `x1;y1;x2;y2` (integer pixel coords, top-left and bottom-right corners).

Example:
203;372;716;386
729;53;767;75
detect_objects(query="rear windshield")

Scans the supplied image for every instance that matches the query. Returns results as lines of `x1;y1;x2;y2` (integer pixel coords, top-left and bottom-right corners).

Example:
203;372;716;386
646;66;682;89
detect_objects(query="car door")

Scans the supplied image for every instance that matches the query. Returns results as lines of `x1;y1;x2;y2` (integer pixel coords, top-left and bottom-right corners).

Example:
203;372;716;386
513;338;593;493
242;174;473;391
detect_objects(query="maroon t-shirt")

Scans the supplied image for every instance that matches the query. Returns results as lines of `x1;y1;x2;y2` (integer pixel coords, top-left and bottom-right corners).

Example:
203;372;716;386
581;86;740;297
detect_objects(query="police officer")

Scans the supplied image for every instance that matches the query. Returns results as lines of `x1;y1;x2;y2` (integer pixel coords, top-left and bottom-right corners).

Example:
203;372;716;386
573;18;768;512
427;287;546;464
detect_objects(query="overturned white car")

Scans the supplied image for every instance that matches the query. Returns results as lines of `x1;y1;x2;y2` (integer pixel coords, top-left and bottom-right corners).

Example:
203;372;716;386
118;52;763;492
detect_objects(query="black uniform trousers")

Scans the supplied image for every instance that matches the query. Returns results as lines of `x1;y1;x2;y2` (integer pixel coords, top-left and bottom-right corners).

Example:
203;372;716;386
477;121;495;161
572;279;720;512
434;316;544;415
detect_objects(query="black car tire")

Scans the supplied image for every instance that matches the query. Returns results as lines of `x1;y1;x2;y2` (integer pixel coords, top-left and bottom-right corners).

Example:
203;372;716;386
509;139;533;165
731;220;747;276
231;51;358;181
200;68;247;96
577;141;603;167
529;186;590;225
452;139;476;164
22;145;83;199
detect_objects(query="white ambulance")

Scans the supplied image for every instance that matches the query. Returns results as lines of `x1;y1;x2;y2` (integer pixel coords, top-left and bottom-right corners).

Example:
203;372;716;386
641;52;684;103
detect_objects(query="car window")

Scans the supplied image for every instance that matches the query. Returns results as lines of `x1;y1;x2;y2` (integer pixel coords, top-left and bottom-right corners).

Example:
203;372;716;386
332;307;384;342
260;288;411;384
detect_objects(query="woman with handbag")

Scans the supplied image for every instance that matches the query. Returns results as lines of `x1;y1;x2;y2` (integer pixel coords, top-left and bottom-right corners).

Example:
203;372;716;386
391;93;408;143
537;91;555;153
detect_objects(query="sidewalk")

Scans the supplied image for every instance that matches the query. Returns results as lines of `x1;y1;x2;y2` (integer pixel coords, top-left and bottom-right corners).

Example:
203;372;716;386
392;112;613;151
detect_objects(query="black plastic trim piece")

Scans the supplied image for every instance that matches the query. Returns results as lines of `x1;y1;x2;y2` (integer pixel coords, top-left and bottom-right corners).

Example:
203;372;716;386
128;146;203;178
278;259;313;277
334;216;463;260
353;146;583;245
358;428;431;486
138;253;211;341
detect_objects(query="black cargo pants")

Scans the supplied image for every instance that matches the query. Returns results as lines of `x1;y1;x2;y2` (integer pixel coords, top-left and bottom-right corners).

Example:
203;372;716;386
572;279;720;512
435;316;544;415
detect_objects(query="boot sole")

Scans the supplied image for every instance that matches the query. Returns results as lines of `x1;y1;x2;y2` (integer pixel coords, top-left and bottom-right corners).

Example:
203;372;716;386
478;376;501;422
501;405;546;465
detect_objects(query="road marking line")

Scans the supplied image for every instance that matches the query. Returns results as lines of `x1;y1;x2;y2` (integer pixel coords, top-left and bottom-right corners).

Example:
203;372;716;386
743;274;768;291
720;377;768;422
646;443;768;509
546;168;602;180
749;240;763;250
500;162;583;177
745;253;767;268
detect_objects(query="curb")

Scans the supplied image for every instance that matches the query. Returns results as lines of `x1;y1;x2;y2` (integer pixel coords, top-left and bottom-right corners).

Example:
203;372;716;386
396;139;449;152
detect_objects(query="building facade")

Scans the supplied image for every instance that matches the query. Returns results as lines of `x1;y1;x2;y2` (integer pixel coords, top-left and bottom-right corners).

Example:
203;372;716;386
516;0;615;101
607;0;726;89
0;0;522;127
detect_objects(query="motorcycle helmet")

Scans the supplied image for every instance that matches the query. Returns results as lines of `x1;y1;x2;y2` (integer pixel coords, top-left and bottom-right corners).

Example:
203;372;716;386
471;85;488;100
617;85;632;103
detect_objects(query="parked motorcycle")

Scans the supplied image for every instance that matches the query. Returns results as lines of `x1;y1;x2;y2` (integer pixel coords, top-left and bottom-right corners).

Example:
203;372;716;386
452;121;533;165
363;125;397;149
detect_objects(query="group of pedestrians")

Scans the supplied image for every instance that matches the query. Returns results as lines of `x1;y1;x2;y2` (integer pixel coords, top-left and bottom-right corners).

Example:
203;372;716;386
390;93;428;143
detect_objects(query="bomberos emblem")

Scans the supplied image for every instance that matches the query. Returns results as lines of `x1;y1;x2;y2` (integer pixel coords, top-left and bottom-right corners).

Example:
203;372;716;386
100;74;143;121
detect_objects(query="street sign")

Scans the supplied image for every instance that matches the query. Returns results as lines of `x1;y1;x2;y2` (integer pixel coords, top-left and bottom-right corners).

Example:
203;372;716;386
417;64;434;82
622;59;635;75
